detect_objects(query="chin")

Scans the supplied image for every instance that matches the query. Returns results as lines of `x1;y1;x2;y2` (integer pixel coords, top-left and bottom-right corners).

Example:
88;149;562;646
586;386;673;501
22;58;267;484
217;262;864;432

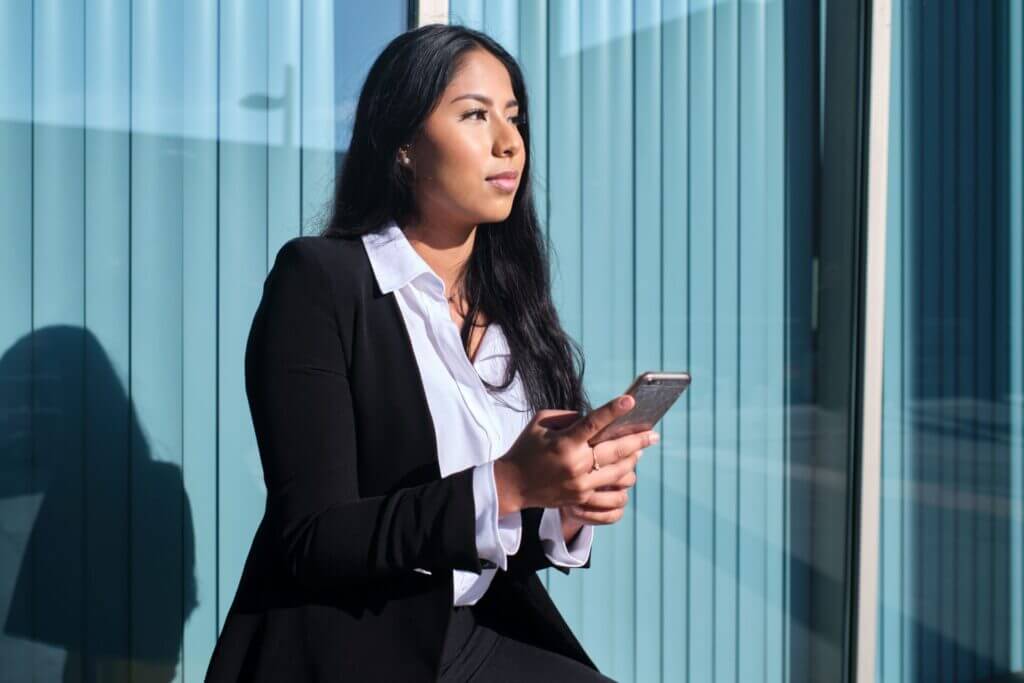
481;214;512;226
478;204;515;225
468;213;506;226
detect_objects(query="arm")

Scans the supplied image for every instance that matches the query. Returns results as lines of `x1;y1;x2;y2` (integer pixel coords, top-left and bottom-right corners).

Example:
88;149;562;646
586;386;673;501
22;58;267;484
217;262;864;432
430;462;522;580
538;507;593;567
561;516;585;546
472;461;523;571
491;447;593;579
248;238;486;594
448;463;524;604
502;508;593;578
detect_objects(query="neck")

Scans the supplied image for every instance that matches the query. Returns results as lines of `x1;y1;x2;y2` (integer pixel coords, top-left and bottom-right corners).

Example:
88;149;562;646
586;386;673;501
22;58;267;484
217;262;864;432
401;216;477;300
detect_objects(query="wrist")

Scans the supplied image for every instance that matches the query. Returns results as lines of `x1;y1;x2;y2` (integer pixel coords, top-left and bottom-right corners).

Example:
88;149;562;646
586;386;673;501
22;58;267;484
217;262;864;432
559;508;584;544
493;457;525;516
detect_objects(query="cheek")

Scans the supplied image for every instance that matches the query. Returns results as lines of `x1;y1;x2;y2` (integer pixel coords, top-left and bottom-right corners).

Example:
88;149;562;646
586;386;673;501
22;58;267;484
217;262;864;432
424;138;492;203
434;134;486;185
416;124;523;220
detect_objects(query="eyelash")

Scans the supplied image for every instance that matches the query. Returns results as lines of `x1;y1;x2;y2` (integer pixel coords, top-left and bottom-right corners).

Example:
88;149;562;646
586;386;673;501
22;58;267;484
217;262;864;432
463;108;525;125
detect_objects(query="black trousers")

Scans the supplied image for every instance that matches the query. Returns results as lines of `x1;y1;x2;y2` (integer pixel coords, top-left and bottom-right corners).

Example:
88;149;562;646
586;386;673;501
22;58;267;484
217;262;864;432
438;605;617;682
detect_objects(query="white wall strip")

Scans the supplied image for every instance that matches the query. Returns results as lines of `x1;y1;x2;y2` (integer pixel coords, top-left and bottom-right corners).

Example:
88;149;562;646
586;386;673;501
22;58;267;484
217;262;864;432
417;0;448;26
856;0;893;680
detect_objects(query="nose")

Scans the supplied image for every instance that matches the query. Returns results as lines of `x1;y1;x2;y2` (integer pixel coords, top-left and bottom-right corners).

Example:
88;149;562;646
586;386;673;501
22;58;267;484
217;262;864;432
492;118;520;159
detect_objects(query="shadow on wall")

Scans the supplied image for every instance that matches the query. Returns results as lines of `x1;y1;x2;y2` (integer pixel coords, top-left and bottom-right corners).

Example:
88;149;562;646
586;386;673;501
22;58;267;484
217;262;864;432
0;325;197;682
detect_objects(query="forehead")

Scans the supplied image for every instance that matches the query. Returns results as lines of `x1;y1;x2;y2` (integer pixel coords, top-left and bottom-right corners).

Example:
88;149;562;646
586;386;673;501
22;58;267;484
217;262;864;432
444;49;516;101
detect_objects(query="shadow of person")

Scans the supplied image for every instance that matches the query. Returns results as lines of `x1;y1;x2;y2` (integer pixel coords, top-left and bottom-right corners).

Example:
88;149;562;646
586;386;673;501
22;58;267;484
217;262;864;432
0;325;197;682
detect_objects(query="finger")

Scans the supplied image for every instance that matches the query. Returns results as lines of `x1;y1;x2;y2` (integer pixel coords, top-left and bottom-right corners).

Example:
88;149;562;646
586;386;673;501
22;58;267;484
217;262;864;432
597;430;658;464
561;394;635;445
565;506;625;525
572;489;631;512
535;409;580;431
608;470;639;490
579;452;640;492
595;469;638;492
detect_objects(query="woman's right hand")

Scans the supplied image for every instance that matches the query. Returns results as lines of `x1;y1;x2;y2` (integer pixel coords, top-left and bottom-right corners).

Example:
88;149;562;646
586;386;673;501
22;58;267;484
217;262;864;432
492;394;659;515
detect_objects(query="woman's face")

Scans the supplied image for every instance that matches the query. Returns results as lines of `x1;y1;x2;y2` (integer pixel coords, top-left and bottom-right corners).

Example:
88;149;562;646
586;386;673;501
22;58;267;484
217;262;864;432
402;48;525;230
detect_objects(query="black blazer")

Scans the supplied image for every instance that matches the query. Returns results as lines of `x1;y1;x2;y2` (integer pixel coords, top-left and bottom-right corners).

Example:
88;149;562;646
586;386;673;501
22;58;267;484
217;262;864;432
205;235;595;681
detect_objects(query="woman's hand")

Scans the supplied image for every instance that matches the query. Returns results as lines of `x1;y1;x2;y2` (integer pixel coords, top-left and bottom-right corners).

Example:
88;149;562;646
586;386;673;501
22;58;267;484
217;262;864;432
493;394;658;516
558;462;641;541
561;463;640;522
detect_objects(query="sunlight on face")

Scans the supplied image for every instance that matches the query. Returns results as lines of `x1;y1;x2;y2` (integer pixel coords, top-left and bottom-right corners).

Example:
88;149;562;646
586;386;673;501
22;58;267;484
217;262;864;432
405;48;526;230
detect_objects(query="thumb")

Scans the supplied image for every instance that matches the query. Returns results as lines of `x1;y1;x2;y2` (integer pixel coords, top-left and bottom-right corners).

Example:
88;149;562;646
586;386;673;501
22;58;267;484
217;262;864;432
564;394;635;445
535;409;579;431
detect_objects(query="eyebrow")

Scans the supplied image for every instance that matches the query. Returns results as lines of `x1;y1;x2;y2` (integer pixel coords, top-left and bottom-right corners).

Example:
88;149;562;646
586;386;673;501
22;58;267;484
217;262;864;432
449;93;519;109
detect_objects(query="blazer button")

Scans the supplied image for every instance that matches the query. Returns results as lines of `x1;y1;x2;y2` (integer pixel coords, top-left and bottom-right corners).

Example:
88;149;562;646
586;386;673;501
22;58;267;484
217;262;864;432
480;559;496;569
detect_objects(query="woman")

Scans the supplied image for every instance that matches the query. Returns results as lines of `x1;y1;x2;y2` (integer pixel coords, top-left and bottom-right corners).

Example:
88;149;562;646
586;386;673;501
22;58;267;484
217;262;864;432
205;23;658;682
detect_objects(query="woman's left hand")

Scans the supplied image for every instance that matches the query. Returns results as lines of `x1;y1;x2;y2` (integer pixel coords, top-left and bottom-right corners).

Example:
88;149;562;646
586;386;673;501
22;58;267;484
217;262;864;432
558;453;641;539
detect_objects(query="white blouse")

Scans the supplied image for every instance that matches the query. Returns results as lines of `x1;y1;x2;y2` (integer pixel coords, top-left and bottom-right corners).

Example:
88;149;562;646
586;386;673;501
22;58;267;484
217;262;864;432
361;220;594;606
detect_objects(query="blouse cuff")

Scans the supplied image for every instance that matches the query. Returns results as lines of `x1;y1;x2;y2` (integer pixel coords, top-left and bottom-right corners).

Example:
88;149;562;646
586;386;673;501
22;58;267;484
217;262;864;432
471;461;523;571
539;507;594;567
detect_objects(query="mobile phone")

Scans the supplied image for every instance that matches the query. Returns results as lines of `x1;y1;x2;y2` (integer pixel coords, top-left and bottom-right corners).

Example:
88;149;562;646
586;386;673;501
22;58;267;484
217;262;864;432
589;371;691;446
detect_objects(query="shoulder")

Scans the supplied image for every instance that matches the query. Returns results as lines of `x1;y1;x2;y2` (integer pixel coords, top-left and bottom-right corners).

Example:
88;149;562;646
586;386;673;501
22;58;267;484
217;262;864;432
273;234;367;274
261;235;370;368
270;234;373;305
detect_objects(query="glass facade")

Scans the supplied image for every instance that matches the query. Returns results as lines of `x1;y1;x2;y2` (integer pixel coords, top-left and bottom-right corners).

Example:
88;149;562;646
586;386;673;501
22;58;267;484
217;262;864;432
1;1;1020;682
877;2;1024;682
0;2;408;680
448;1;869;680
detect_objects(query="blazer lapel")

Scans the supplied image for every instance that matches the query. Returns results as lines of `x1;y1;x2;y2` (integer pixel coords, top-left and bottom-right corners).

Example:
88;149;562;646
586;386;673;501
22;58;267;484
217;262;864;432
346;241;443;497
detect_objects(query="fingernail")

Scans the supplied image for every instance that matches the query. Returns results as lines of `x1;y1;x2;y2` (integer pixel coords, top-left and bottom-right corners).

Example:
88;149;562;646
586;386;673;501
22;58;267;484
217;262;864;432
650;433;660;443
618;396;631;408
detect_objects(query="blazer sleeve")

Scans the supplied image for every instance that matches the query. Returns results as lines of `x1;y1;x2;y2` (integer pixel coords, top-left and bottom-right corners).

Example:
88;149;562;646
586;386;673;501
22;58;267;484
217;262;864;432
246;237;484;594
502;507;592;578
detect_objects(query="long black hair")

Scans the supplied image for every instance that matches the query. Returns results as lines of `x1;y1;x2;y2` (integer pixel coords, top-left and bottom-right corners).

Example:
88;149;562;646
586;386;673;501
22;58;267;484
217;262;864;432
320;23;591;416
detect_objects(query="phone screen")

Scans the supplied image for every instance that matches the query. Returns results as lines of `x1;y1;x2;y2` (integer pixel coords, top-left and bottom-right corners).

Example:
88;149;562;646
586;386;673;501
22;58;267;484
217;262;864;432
589;372;690;446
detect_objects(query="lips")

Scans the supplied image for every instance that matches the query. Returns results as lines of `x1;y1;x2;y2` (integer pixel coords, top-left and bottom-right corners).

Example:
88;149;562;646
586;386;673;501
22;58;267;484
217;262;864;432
486;171;519;193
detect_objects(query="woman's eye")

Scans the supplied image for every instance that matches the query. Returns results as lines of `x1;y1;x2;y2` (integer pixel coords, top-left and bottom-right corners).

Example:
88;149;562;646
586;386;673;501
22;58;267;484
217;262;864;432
463;109;524;125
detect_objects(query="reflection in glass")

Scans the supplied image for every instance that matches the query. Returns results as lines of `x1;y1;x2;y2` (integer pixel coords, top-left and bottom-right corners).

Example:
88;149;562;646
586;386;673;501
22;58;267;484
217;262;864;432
1;327;197;681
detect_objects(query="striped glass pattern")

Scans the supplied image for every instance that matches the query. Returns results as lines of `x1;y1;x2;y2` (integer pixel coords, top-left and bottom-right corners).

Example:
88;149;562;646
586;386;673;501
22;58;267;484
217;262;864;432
877;1;1024;682
0;2;405;681
448;1;860;682
0;1;880;682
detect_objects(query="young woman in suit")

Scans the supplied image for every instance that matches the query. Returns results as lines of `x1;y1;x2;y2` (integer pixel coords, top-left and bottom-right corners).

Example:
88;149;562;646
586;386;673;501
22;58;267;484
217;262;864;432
206;23;658;682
